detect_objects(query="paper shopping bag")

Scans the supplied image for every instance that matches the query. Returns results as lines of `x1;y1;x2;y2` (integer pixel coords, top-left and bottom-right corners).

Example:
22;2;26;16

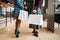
28;14;43;25
18;10;28;21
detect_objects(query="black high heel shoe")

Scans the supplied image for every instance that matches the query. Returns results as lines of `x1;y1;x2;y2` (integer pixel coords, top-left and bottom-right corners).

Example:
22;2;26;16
15;29;20;38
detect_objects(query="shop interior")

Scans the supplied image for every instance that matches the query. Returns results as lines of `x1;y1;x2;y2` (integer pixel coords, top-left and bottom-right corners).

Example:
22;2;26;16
0;0;60;40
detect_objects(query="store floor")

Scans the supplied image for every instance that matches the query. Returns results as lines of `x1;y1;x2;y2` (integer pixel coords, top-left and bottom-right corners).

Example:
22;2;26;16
0;19;60;40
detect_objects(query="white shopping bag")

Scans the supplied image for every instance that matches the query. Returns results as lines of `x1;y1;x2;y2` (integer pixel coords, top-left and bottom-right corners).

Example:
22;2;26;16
18;10;28;21
28;14;43;25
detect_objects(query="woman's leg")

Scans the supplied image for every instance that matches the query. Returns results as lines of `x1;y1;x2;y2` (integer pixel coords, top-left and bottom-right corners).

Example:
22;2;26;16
33;29;39;37
32;25;39;37
15;18;21;37
15;18;21;30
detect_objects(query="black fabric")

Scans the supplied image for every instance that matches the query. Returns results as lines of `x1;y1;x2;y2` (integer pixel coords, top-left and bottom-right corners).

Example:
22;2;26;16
24;0;33;14
1;0;10;3
29;24;41;29
57;5;60;9
35;0;39;7
45;0;48;9
55;14;60;23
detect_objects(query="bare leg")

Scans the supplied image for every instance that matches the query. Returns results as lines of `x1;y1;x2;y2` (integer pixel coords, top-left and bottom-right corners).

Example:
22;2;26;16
32;25;39;37
15;18;21;30
15;18;21;37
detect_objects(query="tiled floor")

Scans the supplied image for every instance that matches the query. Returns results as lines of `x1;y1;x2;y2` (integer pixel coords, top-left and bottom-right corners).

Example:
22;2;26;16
0;19;60;40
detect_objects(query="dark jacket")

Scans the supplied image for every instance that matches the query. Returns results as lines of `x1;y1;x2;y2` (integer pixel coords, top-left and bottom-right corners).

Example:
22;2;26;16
35;0;43;8
45;0;48;9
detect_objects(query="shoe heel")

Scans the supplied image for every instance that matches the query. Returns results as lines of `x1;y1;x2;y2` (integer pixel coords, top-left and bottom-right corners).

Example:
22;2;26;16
15;29;20;38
